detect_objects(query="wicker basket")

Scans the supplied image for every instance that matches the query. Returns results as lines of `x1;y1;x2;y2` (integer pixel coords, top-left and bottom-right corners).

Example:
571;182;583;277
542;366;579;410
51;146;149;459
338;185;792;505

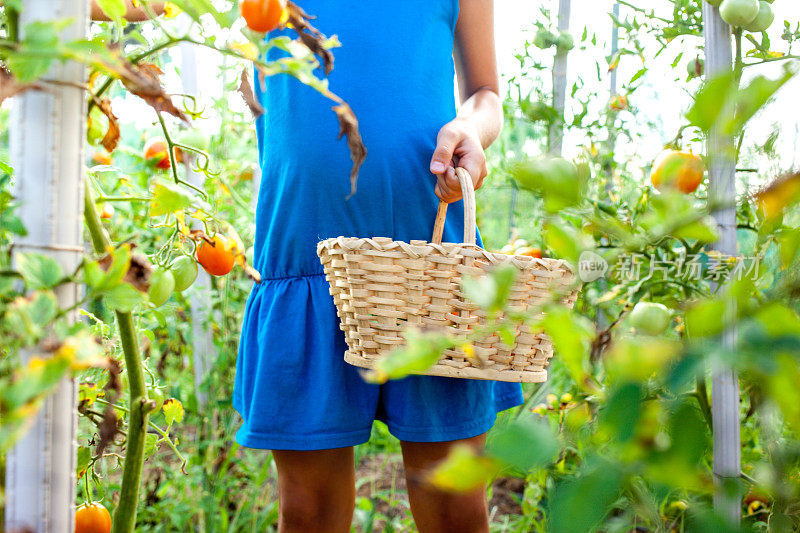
317;168;579;383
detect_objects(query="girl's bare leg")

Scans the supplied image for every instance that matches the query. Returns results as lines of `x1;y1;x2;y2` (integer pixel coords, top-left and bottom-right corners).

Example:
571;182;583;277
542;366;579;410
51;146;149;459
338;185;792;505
400;434;490;533
272;447;356;533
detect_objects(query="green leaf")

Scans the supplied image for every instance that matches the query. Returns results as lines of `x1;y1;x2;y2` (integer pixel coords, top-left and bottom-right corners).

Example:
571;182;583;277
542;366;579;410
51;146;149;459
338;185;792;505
539;305;594;385
84;245;132;293
672;217;719;243
487;416;559;472
461;264;517;312
544;220;583;264
425;444;504;493
777;227;800;268
76;446;92;480
14;252;64;290
722;67;795;136
599;382;643;442
104;283;145;313
754;303;800;337
365;329;452;383
162;398;185;425
511;156;583;212
94;0;126;23
6;21;65;83
686;71;736;133
149;180;193;217
549;460;624;533
605;337;682;382
685;298;727;338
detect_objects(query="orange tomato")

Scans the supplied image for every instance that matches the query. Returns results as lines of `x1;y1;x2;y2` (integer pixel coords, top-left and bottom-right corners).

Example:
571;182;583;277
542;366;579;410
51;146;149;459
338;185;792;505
517;246;543;258
144;139;182;170
240;0;286;33
196;235;236;276
91;152;113;166
610;94;628;111
75;502;112;533
650;149;705;194
99;204;115;220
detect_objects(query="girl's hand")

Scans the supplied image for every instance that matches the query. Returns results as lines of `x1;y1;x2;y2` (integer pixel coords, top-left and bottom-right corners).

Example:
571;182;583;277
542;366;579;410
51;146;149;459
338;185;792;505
429;117;487;203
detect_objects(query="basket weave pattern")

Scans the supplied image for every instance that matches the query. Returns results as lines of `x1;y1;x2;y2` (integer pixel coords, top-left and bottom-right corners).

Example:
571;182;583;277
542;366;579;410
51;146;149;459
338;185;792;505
317;236;577;383
317;167;578;383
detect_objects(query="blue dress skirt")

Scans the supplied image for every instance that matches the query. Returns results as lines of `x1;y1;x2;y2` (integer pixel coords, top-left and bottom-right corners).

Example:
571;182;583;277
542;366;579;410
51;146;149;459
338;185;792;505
232;0;523;450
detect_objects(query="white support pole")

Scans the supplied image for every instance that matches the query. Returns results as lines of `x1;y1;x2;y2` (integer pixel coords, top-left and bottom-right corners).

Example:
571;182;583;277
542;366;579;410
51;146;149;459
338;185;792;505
179;40;214;410
703;3;741;525
549;0;571;156
5;1;88;532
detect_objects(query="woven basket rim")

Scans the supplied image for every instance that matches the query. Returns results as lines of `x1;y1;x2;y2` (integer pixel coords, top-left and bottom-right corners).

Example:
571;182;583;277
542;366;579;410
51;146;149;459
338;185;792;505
317;235;576;275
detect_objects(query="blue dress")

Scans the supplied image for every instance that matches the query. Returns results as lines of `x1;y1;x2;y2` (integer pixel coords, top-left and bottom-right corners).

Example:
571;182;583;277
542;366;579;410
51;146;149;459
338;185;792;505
233;0;524;450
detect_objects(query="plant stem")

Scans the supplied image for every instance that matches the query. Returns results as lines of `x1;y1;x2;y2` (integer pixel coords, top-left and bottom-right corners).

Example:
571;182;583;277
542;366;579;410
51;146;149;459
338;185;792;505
696;374;713;432
84;183;151;533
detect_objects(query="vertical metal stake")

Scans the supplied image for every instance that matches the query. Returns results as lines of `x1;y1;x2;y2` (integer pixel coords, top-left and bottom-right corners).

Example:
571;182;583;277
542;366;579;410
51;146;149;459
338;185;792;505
5;1;88;531
703;3;741;525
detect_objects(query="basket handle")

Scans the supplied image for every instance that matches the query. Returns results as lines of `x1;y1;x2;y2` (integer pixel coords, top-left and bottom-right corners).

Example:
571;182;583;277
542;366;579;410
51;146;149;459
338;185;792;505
431;167;477;246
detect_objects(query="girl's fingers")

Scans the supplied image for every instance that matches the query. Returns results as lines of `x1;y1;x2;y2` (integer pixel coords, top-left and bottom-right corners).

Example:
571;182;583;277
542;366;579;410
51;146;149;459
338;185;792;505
430;129;459;174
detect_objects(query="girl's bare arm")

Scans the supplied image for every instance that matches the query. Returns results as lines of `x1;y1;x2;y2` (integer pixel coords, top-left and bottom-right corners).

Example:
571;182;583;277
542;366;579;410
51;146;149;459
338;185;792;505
431;0;503;203
90;0;165;21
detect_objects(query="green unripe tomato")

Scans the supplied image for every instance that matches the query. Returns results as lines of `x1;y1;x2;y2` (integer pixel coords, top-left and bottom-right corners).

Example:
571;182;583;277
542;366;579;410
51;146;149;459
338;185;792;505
687;58;704;78
556;31;574;52
628;302;672;336
179;129;210;152
706;0;723;6
719;0;760;27
170;256;198;292
533;29;556;49
148;268;175;307
743;1;774;32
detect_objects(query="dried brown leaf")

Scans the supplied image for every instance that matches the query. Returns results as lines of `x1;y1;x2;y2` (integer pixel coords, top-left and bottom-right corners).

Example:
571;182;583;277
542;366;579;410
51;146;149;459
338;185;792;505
333;103;367;197
237;69;264;118
89;96;121;153
285;1;334;75
98;245;153;292
102;56;189;123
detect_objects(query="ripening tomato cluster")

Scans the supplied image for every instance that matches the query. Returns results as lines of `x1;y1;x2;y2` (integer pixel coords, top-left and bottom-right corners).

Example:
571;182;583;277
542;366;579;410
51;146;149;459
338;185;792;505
146;236;238;307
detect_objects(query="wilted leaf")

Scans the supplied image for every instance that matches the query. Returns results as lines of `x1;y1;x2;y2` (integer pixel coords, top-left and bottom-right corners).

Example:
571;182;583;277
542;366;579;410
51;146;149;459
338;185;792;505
237;69;264;118
285;1;335;75
103;57;189;123
88;96;121;153
332;103;367;198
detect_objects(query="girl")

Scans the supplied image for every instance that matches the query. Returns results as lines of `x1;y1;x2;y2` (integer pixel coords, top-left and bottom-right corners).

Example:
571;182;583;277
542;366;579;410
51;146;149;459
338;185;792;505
233;1;523;531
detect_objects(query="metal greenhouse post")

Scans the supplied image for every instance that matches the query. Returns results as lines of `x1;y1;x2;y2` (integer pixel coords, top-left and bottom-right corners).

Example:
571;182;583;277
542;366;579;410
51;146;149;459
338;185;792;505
548;0;571;156
4;0;87;531
179;40;214;409
703;3;741;525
